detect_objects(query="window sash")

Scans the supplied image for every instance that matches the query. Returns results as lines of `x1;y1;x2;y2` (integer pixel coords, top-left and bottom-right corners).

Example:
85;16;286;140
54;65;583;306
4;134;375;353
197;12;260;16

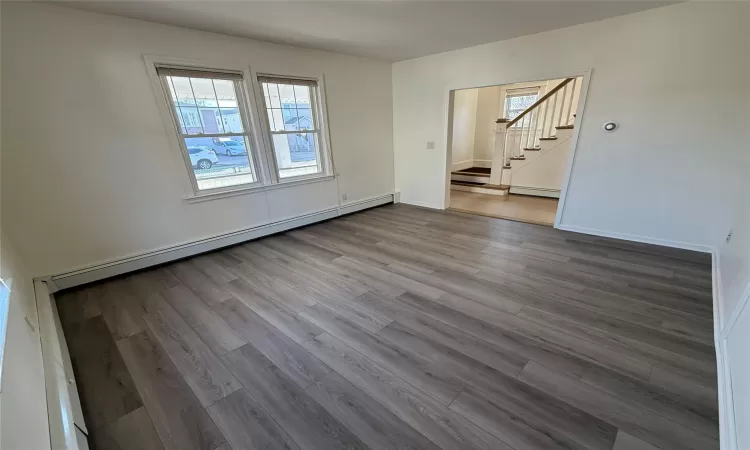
158;71;262;193
257;76;328;182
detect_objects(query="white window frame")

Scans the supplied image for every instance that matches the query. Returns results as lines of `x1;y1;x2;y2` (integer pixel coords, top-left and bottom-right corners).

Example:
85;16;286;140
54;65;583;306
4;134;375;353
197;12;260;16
144;56;336;201
252;72;335;184
151;62;265;195
505;87;540;129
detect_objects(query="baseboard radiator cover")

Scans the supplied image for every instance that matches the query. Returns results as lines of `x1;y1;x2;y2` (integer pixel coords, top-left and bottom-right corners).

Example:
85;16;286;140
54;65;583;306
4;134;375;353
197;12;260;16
36;279;90;450
45;194;393;292
509;185;561;198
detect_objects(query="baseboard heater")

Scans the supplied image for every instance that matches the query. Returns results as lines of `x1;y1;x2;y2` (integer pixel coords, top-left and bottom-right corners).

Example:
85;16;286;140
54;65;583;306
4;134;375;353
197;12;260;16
508;186;560;198
45;194;394;292
35;280;90;450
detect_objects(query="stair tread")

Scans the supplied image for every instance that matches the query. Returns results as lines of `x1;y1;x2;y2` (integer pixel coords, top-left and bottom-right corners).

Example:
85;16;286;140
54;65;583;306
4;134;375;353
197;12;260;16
539;137;558;141
451;180;509;190
452;167;491;176
509;156;526;160
523;147;541;151
451;171;490;177
556;124;574;130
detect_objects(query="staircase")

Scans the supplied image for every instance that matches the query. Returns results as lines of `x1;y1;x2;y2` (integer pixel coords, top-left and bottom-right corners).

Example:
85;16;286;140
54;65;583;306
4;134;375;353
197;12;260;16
451;77;581;197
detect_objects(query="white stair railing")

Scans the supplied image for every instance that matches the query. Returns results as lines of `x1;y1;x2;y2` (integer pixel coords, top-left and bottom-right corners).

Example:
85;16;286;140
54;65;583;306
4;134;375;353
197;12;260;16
501;77;579;167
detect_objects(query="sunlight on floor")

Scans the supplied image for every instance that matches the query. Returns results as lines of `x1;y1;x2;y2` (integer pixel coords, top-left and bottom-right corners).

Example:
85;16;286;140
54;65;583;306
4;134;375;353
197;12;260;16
449;190;559;225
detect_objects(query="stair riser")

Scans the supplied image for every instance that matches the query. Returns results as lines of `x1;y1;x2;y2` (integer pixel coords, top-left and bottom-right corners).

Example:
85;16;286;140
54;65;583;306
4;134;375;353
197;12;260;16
451;174;490;183
451;184;508;196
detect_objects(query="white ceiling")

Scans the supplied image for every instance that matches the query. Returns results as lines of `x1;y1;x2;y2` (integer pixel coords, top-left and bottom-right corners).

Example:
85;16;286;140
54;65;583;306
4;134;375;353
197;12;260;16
54;1;675;61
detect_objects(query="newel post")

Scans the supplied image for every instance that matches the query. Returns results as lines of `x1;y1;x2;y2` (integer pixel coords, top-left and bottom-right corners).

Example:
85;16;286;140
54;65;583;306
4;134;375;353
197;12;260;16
489;118;509;185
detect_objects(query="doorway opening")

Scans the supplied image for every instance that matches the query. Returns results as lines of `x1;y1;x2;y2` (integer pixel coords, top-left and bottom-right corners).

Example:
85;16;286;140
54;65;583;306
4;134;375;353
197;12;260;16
446;75;585;226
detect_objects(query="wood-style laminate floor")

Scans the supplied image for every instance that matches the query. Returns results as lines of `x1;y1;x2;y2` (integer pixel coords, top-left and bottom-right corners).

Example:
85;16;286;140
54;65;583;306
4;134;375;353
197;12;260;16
57;204;719;450
449;191;559;226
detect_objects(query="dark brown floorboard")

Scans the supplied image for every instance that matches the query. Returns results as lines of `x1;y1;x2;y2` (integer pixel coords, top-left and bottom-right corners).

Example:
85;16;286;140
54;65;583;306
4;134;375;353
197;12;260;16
57;204;718;450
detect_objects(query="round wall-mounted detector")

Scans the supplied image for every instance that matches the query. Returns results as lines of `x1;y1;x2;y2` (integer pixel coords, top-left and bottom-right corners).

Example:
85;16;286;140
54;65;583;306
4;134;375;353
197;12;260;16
603;121;618;132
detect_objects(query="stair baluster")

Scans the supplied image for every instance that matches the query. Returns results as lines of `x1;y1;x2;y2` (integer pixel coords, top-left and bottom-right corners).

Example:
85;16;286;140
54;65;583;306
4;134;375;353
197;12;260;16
538;99;549;147
556;83;569;131
563;80;577;125
497;76;577;171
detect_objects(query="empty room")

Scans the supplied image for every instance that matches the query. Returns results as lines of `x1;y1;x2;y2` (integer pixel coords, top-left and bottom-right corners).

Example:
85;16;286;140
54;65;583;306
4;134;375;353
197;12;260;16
1;2;748;450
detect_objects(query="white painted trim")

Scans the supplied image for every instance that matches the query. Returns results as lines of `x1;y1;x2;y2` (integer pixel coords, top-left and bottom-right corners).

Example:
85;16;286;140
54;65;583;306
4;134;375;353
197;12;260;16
440;69;592;219
721;281;750;340
43;195;393;291
554;70;592;228
711;247;738;450
714;248;741;450
711;243;750;450
338;194;394;216
509;186;560;198
451;159;473;171
184;173;337;203
402;199;445;210
716;337;737;450
36;280;86;450
0;280;9;392
555;224;714;253
450;184;508;196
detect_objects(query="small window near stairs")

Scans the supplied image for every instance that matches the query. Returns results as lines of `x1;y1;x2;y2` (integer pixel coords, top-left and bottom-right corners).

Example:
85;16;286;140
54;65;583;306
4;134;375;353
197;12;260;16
505;90;539;127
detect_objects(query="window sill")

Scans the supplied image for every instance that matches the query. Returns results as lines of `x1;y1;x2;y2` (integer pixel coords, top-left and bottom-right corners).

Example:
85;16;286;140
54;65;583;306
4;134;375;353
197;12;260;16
184;173;338;203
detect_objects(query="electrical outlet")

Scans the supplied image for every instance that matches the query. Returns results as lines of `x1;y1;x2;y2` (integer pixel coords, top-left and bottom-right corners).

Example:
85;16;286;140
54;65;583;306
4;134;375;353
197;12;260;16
726;228;733;243
342;193;348;201
426;141;435;150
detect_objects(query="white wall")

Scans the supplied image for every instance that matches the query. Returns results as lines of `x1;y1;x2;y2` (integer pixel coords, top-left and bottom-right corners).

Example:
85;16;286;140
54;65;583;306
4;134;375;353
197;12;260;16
395;4;750;446
510;134;572;191
472;85;501;163
450;88;478;167
720;100;750;450
393;1;747;249
0;233;50;450
0;2;394;277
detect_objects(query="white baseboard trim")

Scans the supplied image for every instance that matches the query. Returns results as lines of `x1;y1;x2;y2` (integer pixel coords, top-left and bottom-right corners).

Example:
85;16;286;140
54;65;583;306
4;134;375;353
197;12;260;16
509;186;560;198
36;279;88;449
555;224;714;254
721;281;750;340
338;194;394;216
716;336;737;450
44;194;393;291
711;249;735;450
401;199;445;210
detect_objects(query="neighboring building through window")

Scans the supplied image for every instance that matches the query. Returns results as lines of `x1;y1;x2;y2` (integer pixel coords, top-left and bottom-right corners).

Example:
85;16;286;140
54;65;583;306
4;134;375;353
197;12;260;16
258;76;326;179
152;62;333;196
158;66;258;192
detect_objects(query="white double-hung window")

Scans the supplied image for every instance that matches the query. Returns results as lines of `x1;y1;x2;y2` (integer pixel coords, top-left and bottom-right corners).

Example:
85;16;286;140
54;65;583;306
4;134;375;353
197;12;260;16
256;76;329;180
152;61;333;198
157;66;261;192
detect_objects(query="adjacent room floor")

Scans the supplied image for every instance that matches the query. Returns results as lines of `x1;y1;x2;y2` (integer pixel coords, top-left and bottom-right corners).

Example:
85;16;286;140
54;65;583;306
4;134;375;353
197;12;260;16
449;190;559;226
57;204;718;450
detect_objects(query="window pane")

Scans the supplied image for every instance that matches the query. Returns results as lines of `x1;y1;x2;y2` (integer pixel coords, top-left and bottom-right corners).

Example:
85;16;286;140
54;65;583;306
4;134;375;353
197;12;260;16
266;108;285;132
292;85;311;106
271;132;320;179
219;107;243;133
166;76;246;135
264;83;281;108
296;107;313;130
184;135;256;190
168;77;203;135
